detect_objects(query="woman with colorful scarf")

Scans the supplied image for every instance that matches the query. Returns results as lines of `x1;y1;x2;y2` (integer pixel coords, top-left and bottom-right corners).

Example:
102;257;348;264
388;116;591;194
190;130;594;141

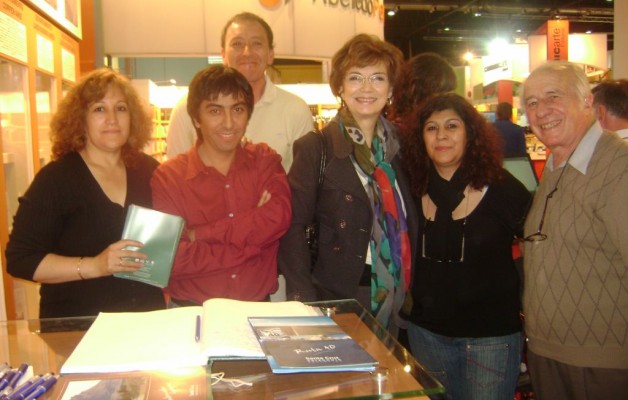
399;93;531;400
278;34;417;336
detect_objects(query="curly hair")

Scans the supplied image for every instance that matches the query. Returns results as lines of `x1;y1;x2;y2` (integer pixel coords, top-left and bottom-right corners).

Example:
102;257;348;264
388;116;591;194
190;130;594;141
50;68;152;166
389;52;457;121
329;34;404;99
400;93;504;198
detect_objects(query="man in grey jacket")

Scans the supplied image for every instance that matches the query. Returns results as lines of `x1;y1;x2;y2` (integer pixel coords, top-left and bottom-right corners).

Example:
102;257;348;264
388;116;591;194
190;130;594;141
521;61;628;400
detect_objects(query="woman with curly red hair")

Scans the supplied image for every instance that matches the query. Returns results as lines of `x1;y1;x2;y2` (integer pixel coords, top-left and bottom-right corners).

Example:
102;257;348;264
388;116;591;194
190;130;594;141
400;93;531;400
6;68;166;318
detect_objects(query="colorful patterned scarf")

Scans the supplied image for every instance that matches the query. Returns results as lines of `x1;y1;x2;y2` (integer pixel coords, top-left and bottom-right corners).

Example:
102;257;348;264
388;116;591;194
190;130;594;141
338;108;411;328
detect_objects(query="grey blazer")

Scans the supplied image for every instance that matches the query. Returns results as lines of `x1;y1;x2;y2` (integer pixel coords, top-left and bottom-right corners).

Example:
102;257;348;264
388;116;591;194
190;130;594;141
278;118;418;302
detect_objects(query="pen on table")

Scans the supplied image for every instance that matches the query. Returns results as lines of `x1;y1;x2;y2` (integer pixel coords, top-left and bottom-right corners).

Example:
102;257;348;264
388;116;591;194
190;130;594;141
21;376;56;400
195;315;201;343
5;374;47;400
0;363;28;398
0;371;16;391
8;364;28;389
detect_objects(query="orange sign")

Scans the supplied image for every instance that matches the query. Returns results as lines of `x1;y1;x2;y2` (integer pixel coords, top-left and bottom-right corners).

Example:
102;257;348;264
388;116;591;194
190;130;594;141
547;19;569;61
259;0;282;10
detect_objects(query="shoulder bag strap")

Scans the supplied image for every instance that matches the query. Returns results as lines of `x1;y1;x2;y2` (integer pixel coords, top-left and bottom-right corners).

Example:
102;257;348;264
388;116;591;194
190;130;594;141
313;129;327;187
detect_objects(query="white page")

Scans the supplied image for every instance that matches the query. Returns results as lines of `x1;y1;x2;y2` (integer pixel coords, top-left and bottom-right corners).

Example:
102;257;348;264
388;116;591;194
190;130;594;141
61;299;320;374
200;299;320;359
61;307;204;374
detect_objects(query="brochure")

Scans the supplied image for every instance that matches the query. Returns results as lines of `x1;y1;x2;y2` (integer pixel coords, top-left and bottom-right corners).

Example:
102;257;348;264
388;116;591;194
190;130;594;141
249;316;378;374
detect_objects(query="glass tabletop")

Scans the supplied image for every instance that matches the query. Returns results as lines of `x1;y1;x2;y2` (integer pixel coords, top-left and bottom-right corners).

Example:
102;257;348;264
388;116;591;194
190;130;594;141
0;299;444;399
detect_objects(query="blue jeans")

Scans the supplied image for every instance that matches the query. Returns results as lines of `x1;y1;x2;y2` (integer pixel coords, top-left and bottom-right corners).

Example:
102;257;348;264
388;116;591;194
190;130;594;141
407;323;521;400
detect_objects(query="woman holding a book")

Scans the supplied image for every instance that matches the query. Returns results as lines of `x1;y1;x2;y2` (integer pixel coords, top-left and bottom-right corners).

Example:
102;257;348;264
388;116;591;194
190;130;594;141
6;68;166;318
278;34;418;337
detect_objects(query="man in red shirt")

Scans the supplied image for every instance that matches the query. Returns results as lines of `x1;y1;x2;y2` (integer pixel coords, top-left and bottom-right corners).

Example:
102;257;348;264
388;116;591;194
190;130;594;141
151;65;291;305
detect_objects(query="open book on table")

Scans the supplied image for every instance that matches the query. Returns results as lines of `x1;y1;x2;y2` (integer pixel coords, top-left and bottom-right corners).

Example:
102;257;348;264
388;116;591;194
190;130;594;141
249;316;378;374
60;298;320;374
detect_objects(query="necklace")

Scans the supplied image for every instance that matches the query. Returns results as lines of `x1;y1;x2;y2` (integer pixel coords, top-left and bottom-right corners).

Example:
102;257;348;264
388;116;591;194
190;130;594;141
422;185;470;263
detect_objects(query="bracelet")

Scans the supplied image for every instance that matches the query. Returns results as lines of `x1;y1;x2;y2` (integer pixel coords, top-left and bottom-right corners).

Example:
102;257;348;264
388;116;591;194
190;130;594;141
76;257;85;280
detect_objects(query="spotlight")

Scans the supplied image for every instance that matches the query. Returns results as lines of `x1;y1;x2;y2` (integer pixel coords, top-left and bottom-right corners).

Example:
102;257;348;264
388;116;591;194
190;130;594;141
387;5;399;17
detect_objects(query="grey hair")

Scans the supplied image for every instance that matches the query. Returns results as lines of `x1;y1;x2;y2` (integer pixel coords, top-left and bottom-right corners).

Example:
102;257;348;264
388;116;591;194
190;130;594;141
523;61;591;105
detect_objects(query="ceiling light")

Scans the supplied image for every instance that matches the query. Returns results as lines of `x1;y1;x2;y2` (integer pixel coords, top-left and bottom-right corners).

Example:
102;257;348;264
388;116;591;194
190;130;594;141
387;9;396;16
488;38;509;56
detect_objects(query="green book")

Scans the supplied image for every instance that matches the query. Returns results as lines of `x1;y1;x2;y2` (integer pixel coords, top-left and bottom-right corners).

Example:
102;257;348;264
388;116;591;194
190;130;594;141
114;204;184;288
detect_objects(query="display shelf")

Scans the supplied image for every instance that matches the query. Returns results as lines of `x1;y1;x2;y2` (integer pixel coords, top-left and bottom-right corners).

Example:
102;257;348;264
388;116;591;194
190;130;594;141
144;105;170;163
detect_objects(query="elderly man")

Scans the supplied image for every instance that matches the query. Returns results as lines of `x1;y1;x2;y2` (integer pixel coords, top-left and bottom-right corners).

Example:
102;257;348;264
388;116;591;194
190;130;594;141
521;61;628;399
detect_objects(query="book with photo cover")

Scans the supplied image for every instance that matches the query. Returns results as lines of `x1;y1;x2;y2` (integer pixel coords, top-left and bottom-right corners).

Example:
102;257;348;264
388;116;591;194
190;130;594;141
50;369;206;399
248;316;378;374
114;204;184;288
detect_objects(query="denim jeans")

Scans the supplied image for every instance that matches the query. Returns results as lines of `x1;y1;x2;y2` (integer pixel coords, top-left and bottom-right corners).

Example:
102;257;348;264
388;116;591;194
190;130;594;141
407;322;521;400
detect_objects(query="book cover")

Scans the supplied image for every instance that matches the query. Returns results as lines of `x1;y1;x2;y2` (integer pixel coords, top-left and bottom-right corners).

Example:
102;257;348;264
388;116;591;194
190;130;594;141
51;369;206;400
60;299;321;374
114;204;184;288
248;316;378;374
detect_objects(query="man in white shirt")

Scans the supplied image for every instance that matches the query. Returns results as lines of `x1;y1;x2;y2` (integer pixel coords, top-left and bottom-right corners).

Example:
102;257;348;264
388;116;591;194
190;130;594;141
166;12;314;171
592;79;628;140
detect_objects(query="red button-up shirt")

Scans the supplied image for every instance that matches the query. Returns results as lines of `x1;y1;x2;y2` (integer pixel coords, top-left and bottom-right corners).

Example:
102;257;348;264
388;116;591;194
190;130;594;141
151;142;291;303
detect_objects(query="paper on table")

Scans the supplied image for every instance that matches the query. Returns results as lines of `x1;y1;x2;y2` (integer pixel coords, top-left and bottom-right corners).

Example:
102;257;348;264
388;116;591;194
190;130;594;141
60;299;320;374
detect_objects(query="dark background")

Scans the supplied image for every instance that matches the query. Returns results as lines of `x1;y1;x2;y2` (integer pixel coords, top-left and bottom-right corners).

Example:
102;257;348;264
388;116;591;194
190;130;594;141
383;0;614;65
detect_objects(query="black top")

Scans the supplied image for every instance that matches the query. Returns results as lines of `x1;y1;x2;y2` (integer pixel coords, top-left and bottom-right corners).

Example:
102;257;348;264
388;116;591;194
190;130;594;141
407;171;531;337
6;152;166;318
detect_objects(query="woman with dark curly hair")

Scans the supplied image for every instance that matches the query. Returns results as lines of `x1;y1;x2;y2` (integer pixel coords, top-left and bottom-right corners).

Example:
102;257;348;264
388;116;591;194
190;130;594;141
400;93;531;400
6;68;166;318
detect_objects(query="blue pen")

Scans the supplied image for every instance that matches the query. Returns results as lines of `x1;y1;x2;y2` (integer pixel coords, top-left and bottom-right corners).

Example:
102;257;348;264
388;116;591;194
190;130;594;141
22;376;57;400
7;364;28;389
195;315;201;342
0;371;16;391
0;363;28;397
6;374;48;400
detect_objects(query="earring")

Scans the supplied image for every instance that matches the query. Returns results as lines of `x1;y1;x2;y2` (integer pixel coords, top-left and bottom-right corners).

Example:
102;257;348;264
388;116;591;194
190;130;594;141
387;97;392;105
